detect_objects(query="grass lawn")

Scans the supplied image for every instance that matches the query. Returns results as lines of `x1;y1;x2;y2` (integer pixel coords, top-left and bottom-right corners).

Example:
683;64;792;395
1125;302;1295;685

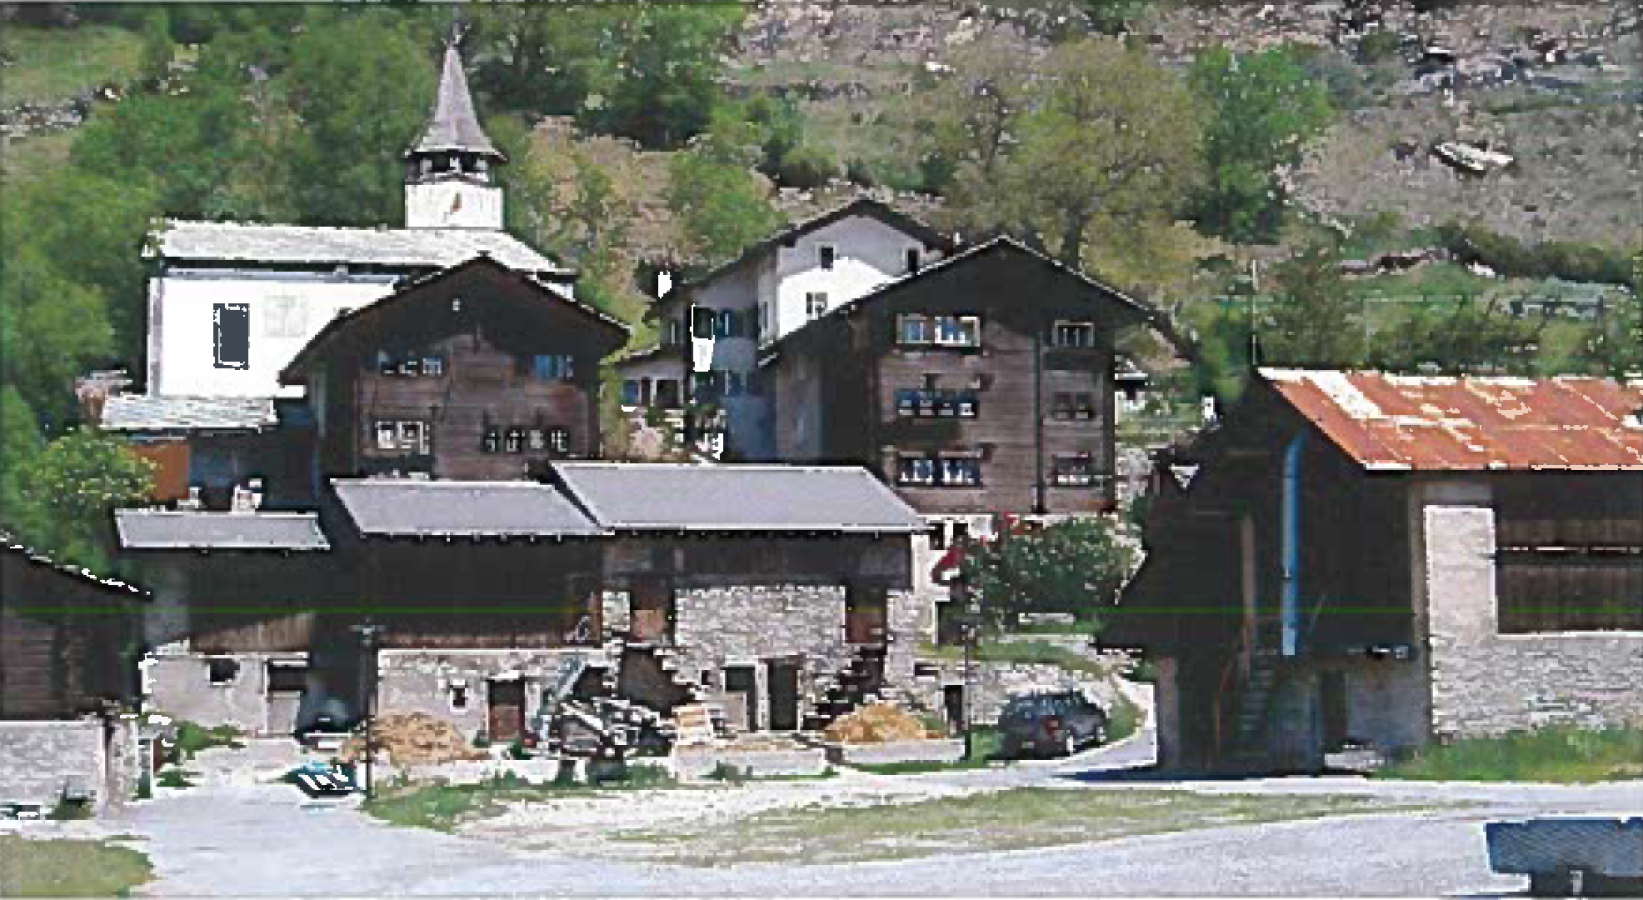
0;24;145;106
1376;726;1643;784
0;835;153;897
620;787;1431;866
364;765;681;832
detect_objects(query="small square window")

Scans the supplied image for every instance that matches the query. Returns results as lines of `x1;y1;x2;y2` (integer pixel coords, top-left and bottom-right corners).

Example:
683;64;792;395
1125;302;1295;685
450;684;469;711
819;245;836;270
1052;320;1096;348
528;428;546;451
905;248;922;274
375;422;397;450
505;428;525;453
423;356;445;377
898;314;932;346
482;428;502;454
207;658;240;685
622;380;642;406
549;428;571;454
806;292;829;320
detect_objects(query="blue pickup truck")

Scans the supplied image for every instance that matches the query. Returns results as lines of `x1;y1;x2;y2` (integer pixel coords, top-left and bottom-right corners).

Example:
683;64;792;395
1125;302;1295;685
1486;817;1643;896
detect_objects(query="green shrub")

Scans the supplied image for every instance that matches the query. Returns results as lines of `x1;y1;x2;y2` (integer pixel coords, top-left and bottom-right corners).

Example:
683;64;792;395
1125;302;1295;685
774;144;838;189
173;721;243;760
1356;31;1403;65
156;768;195;789
47;797;92;821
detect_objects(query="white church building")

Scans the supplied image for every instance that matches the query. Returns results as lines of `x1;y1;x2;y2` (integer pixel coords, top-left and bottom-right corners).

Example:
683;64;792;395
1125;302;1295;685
105;42;568;424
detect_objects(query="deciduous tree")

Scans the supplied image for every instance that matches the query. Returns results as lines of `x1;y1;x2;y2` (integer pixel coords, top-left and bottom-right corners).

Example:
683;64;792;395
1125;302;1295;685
959;516;1137;634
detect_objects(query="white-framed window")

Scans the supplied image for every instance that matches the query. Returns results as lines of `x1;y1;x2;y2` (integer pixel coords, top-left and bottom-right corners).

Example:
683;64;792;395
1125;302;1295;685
897;455;936;486
940;456;981;486
548;427;570;454
898;314;932;346
1051;320;1096;348
206;657;240;686
818;244;837;271
374;420;431;454
1053;455;1099;487
448;680;469;711
806;292;829;320
934;314;981;347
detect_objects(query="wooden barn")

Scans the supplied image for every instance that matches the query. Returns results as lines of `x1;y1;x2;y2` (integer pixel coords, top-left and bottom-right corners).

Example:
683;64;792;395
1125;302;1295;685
1109;369;1643;773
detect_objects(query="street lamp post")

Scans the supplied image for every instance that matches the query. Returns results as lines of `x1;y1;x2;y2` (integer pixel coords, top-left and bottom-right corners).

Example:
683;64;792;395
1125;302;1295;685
352;621;380;799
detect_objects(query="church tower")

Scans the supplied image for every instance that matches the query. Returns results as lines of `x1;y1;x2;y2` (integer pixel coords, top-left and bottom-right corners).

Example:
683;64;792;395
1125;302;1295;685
404;41;506;230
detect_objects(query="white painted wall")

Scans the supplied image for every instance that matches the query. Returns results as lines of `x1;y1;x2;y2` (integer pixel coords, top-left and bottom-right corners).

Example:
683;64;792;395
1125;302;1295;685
150;270;399;398
770;216;943;343
404;181;504;230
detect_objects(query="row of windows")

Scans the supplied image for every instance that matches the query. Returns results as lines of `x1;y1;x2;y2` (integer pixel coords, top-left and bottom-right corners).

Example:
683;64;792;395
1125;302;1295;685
898;314;982;348
897;455;982;487
896;388;979;418
894;454;1104;488
1051;392;1100;420
372;421;573;455
812;244;924;275
375;351;446;377
481;425;572;455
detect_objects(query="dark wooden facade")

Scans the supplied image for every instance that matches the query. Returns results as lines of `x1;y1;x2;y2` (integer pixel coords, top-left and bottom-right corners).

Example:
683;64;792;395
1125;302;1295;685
0;545;144;718
765;241;1145;515
282;258;628;485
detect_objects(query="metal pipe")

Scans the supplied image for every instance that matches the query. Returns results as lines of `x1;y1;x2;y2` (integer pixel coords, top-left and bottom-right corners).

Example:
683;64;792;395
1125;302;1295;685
1281;431;1305;657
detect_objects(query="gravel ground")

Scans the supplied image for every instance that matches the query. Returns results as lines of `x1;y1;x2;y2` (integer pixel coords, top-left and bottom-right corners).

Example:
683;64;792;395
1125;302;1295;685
7;727;1635;896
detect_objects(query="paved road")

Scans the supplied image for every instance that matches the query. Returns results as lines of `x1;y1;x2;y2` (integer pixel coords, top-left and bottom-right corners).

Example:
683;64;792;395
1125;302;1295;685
103;729;1641;896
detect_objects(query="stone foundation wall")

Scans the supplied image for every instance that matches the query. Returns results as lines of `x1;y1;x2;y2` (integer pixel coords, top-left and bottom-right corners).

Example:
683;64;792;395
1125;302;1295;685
376;648;610;740
0;718;109;810
1425;505;1643;738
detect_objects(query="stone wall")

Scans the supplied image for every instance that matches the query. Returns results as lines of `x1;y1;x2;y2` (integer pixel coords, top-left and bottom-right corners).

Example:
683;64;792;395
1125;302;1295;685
143;644;307;735
672;585;854;730
903;659;1131;727
376;648;610;740
1425;505;1643;738
0;718;109;810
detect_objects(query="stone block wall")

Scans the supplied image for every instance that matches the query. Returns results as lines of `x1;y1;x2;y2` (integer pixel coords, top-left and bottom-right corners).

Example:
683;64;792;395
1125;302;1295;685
0;718;108;810
376;648;609;740
1425;505;1643;738
902;659;1130;727
672;585;854;730
143;643;300;735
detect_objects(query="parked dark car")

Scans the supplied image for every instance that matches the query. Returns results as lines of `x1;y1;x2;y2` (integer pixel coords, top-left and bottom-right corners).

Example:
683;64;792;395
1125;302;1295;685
998;691;1108;758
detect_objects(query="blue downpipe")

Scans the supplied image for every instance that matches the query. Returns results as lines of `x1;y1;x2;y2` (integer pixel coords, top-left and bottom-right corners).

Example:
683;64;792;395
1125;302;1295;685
1281;431;1305;657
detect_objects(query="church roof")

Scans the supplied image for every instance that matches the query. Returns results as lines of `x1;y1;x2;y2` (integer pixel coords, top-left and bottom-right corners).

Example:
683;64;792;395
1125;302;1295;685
149;219;570;277
408;42;503;160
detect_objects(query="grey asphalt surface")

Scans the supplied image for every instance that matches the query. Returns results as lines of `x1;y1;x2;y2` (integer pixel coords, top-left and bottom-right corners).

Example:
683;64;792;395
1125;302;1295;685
104;727;1641;896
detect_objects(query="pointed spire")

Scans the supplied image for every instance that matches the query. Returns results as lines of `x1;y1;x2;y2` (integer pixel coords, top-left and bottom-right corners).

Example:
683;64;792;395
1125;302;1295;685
408;41;504;161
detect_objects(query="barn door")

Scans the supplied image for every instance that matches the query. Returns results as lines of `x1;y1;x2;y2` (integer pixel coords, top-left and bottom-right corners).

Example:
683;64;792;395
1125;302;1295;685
487;679;525;742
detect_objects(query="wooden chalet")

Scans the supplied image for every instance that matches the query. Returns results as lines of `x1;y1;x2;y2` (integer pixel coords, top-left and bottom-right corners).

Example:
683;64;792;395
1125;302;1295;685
281;255;629;484
758;237;1156;515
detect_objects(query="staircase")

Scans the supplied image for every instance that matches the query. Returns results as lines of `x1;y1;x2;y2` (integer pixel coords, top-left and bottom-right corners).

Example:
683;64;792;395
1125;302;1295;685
802;644;887;732
603;635;707;710
1217;618;1286;770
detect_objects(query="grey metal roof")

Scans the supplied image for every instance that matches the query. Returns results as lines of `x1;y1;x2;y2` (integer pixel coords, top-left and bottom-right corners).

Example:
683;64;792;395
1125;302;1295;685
409;42;503;159
115;511;330;551
149;220;568;275
331;479;603;537
551;463;925;533
101;394;278;432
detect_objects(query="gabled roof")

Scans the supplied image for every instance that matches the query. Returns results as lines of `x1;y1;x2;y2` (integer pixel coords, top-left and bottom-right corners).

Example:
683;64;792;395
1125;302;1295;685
408;42;503;160
2;535;149;599
665;197;957;306
149;220;566;275
1260;368;1643;471
281;255;628;383
761;236;1158;358
100;394;277;433
114;511;330;551
550;462;925;533
331;480;603;538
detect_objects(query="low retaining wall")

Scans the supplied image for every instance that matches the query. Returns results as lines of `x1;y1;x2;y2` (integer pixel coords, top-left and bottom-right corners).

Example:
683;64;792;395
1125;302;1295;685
823;738;964;767
0;717;136;813
672;746;830;780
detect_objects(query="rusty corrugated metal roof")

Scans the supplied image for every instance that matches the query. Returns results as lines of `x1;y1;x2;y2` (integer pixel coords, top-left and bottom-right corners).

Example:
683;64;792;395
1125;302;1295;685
1260;368;1643;471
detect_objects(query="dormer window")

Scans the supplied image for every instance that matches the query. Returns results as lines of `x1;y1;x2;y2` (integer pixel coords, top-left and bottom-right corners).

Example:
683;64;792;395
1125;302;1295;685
819;244;837;270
